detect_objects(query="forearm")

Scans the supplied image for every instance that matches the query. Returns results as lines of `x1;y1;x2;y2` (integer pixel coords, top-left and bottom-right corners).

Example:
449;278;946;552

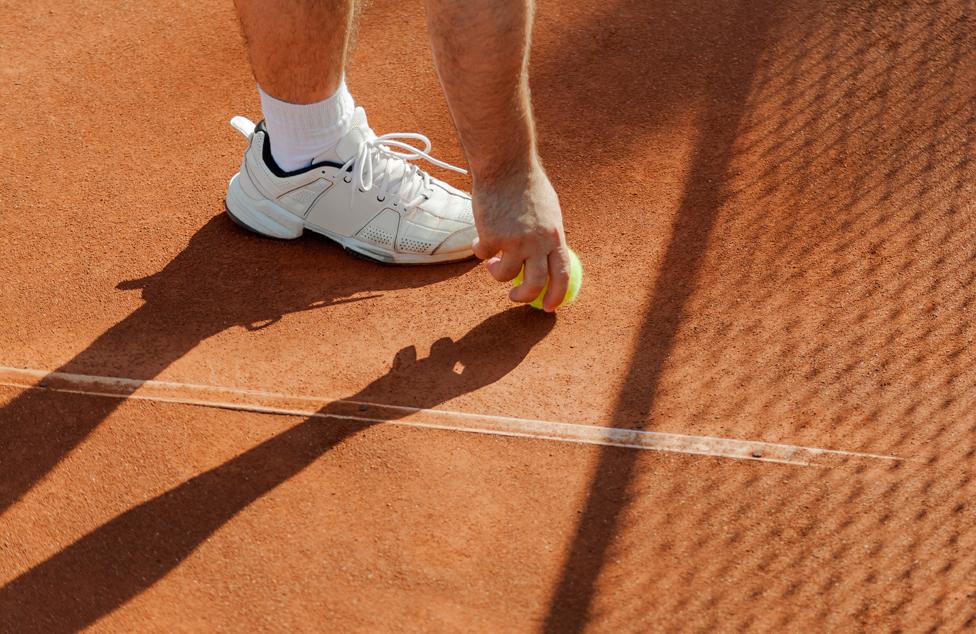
427;0;538;184
428;0;569;311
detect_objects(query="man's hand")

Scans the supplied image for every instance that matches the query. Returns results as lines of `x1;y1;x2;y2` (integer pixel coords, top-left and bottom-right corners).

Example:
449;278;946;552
427;0;569;310
471;164;571;312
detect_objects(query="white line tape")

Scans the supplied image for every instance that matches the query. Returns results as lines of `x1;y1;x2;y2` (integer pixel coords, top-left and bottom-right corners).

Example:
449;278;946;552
0;366;900;467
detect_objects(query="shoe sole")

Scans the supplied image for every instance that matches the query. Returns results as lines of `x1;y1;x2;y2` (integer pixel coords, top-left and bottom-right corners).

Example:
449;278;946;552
224;174;474;266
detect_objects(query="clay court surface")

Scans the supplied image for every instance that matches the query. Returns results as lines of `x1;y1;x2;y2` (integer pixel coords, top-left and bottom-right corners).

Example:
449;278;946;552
1;0;975;631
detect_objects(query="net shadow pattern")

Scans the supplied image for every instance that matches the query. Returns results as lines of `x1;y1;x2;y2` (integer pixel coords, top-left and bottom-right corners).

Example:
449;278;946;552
543;0;976;631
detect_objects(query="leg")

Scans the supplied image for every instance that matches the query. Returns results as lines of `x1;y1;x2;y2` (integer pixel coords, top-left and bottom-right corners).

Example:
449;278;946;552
225;0;478;264
235;0;356;171
235;0;353;103
427;0;571;311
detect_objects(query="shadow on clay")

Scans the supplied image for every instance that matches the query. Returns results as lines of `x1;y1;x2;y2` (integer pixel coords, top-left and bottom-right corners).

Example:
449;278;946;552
0;302;552;633
0;213;482;519
537;0;786;630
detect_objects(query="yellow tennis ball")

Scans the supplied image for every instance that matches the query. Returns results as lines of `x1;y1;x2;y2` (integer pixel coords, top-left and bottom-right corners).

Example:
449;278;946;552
513;248;583;310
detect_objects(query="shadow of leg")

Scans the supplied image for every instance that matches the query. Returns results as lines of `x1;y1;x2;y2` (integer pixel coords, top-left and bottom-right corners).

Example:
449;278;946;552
0;307;553;633
0;305;214;515
0;215;474;517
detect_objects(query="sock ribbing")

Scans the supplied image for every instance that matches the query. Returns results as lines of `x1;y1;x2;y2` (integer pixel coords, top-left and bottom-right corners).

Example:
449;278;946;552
257;80;355;172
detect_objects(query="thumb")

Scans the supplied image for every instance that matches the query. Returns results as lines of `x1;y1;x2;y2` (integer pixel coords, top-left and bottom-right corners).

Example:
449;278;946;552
472;236;498;260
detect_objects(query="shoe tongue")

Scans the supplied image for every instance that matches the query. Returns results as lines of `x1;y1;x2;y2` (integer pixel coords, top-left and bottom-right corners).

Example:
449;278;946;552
333;107;372;162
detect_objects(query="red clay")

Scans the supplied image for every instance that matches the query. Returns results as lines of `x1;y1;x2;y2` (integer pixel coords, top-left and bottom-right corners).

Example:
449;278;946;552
1;0;974;631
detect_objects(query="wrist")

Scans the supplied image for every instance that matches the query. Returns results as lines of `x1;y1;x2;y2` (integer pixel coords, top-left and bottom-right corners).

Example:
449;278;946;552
470;151;542;191
466;115;539;186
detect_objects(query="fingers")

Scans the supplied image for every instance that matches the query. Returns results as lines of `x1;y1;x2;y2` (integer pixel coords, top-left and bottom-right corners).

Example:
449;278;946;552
541;248;571;312
486;250;525;283
392;345;418;369
429;336;455;361
472;236;497;260
509;255;548;303
485;246;568;310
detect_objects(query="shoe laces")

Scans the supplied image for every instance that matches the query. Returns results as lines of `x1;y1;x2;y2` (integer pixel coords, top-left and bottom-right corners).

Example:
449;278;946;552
340;132;467;208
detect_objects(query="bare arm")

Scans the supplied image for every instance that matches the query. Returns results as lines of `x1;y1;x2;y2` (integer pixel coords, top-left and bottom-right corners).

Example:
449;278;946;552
427;0;570;311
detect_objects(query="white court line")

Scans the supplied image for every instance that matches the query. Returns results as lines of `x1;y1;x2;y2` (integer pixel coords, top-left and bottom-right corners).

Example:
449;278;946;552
0;366;900;467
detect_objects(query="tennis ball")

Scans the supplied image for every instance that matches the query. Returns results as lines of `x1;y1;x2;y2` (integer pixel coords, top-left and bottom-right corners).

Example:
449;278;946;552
512;248;583;310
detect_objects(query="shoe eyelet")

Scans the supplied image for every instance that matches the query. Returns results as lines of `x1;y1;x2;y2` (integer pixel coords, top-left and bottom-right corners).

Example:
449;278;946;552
343;176;351;183
377;195;385;202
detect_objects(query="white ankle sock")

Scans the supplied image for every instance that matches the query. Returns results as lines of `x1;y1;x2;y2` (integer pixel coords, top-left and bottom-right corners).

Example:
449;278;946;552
257;80;355;172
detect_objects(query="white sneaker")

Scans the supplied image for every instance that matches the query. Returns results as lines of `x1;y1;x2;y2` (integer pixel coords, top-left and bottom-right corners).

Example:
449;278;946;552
225;107;477;264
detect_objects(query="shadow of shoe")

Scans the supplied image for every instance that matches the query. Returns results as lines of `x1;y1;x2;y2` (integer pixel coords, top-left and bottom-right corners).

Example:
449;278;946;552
0;213;475;517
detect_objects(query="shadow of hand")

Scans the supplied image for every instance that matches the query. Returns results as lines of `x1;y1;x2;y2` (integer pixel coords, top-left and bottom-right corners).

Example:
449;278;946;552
346;306;556;411
0;307;554;634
